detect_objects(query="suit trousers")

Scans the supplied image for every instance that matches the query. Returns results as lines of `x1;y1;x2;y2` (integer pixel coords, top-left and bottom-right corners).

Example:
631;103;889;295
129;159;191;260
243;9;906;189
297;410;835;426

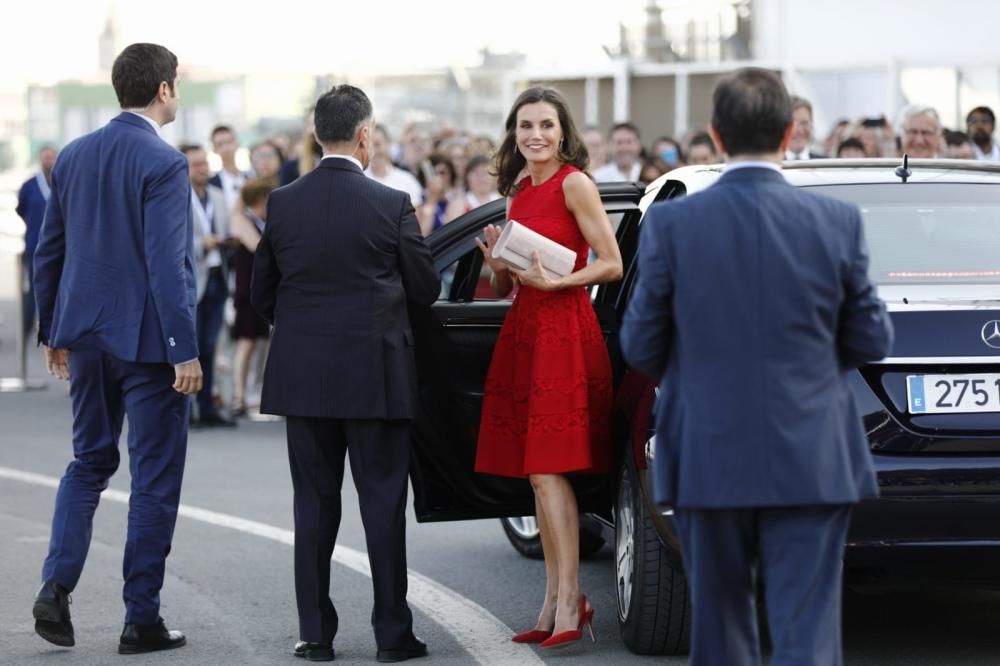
674;505;852;666
42;348;189;624
22;251;36;337
195;267;227;417
286;416;414;648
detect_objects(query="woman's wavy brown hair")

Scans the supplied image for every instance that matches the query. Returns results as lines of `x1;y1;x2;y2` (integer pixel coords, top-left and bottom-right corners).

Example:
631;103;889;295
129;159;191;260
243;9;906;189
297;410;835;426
493;86;589;197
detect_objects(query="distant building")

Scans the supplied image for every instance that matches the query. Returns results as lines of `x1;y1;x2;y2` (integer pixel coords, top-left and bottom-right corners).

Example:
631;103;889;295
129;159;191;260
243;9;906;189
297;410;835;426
25;73;246;152
98;13;118;76
354;49;525;138
518;0;1000;142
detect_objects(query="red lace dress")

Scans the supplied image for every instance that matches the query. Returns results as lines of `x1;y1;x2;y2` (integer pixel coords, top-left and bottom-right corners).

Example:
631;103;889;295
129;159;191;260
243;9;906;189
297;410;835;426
474;164;612;478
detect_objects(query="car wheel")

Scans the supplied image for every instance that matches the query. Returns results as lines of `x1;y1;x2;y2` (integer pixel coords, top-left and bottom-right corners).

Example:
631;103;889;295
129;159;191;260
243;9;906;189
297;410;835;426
500;516;606;560
615;455;690;655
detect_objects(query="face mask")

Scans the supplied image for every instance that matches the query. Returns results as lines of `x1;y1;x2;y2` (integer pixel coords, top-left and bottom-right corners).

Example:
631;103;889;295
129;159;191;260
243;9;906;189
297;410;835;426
659;146;679;165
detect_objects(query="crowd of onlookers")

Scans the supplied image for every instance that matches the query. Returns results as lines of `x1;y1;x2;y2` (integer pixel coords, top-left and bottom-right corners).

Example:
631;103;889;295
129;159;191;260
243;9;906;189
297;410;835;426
13;97;1000;421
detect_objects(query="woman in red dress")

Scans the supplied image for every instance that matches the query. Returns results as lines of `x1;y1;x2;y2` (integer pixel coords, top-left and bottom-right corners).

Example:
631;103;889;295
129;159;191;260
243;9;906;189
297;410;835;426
474;87;623;649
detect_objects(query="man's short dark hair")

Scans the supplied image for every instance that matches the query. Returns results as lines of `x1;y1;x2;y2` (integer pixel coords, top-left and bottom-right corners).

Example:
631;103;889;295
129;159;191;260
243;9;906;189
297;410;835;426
610;122;641;140
790;95;813;117
111;43;178;109
711;68;791;156
967;106;996;126
688;131;716;152
211;125;234;140
314;85;373;144
178;143;203;156
944;129;972;147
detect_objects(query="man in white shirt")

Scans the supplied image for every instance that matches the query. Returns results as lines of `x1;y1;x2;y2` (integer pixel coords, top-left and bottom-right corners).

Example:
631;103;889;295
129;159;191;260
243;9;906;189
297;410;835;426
784;96;825;160
583;126;608;173
208;125;248;213
966;106;1000;161
898;105;942;159
592;122;643;182
364;124;423;206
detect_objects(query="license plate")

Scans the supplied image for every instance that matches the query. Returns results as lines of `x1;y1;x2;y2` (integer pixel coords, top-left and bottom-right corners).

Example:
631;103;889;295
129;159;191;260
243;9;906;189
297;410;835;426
907;373;1000;414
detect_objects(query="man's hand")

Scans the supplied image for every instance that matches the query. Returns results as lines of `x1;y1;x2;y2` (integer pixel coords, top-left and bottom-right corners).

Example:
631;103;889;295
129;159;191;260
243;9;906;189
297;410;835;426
204;235;221;251
173;359;203;395
44;346;70;381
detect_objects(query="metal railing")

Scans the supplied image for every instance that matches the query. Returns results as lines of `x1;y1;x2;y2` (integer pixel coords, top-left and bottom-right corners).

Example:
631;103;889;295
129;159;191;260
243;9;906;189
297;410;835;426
1;251;46;392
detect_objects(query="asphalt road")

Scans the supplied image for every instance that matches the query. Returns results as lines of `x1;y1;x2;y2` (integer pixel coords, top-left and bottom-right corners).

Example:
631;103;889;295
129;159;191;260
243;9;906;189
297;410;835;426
2;290;1000;665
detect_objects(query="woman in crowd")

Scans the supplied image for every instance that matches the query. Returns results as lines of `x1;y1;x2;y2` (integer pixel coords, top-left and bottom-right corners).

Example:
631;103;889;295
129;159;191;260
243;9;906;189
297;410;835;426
445;154;500;222
229;178;275;416
639;158;666;183
686;131;719;165
279;107;321;185
250;140;284;182
443;138;471;198
651;136;685;170
474;86;622;650
416;153;456;236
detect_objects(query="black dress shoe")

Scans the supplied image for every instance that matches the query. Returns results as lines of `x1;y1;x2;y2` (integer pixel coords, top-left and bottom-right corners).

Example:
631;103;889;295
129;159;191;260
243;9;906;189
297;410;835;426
376;636;427;663
33;581;74;647
294;640;335;661
118;617;186;654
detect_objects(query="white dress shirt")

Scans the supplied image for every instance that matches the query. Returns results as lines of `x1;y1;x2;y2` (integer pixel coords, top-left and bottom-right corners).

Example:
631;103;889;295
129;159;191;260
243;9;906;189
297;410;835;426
365;164;423;206
321;154;364;170
126;111;161;137
974;141;1000;161
191;188;222;268
215;169;247;215
724;160;783;174
592;161;642;183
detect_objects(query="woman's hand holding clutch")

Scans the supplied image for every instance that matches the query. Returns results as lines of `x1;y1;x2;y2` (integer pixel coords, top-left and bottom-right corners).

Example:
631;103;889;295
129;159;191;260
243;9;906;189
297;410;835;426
513;251;562;292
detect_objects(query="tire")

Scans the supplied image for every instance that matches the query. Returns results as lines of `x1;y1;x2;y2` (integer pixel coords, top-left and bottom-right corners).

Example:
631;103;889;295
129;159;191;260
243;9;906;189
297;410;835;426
615;455;691;655
500;516;606;560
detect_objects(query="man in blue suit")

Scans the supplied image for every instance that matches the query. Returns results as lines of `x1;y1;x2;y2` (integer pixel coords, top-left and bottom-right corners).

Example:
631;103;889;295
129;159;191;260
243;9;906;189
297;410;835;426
621;68;893;665
15;144;57;336
31;43;202;655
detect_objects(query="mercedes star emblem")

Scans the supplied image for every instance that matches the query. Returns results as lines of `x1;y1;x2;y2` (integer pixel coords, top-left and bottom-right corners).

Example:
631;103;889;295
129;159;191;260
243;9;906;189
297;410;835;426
982;320;1000;349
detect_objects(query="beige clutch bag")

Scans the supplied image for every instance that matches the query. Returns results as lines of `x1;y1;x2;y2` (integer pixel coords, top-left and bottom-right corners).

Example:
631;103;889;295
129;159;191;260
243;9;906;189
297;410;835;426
491;220;577;278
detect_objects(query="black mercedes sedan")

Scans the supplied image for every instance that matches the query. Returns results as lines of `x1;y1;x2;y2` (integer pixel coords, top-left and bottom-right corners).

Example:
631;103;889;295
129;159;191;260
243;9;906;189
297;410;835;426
406;159;1000;655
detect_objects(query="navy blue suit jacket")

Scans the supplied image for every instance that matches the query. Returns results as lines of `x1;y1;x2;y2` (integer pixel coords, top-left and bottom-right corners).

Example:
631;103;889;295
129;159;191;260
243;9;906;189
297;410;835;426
251;158;440;420
33;112;198;365
621;166;893;509
16;174;47;256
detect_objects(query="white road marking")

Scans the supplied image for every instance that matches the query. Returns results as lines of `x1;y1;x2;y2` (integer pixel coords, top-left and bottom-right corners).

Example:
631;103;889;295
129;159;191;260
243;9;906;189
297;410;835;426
0;466;542;665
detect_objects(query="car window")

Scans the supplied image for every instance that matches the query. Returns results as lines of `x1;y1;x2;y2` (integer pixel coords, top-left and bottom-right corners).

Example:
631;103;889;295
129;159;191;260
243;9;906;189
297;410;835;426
806;183;1000;287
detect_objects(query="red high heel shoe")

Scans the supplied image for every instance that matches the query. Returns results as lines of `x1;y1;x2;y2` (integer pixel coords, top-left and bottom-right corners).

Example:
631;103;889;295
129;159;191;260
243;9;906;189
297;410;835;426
539;595;595;649
511;629;553;644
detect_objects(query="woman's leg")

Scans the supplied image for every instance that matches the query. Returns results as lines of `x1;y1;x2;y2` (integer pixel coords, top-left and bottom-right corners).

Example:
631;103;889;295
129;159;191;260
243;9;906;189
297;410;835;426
530;474;582;634
529;484;558;631
232;338;255;410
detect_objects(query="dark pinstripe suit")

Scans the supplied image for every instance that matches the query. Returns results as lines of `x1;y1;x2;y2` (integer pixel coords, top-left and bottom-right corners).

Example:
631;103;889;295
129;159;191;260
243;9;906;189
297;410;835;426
251;156;439;647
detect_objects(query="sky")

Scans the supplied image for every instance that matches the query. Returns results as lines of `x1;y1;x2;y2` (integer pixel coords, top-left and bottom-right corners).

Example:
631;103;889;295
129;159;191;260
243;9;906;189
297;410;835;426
0;0;737;88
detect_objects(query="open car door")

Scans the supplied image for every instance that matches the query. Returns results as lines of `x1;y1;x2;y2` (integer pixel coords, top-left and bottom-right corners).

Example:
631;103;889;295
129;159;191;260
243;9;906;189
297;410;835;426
408;184;645;522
